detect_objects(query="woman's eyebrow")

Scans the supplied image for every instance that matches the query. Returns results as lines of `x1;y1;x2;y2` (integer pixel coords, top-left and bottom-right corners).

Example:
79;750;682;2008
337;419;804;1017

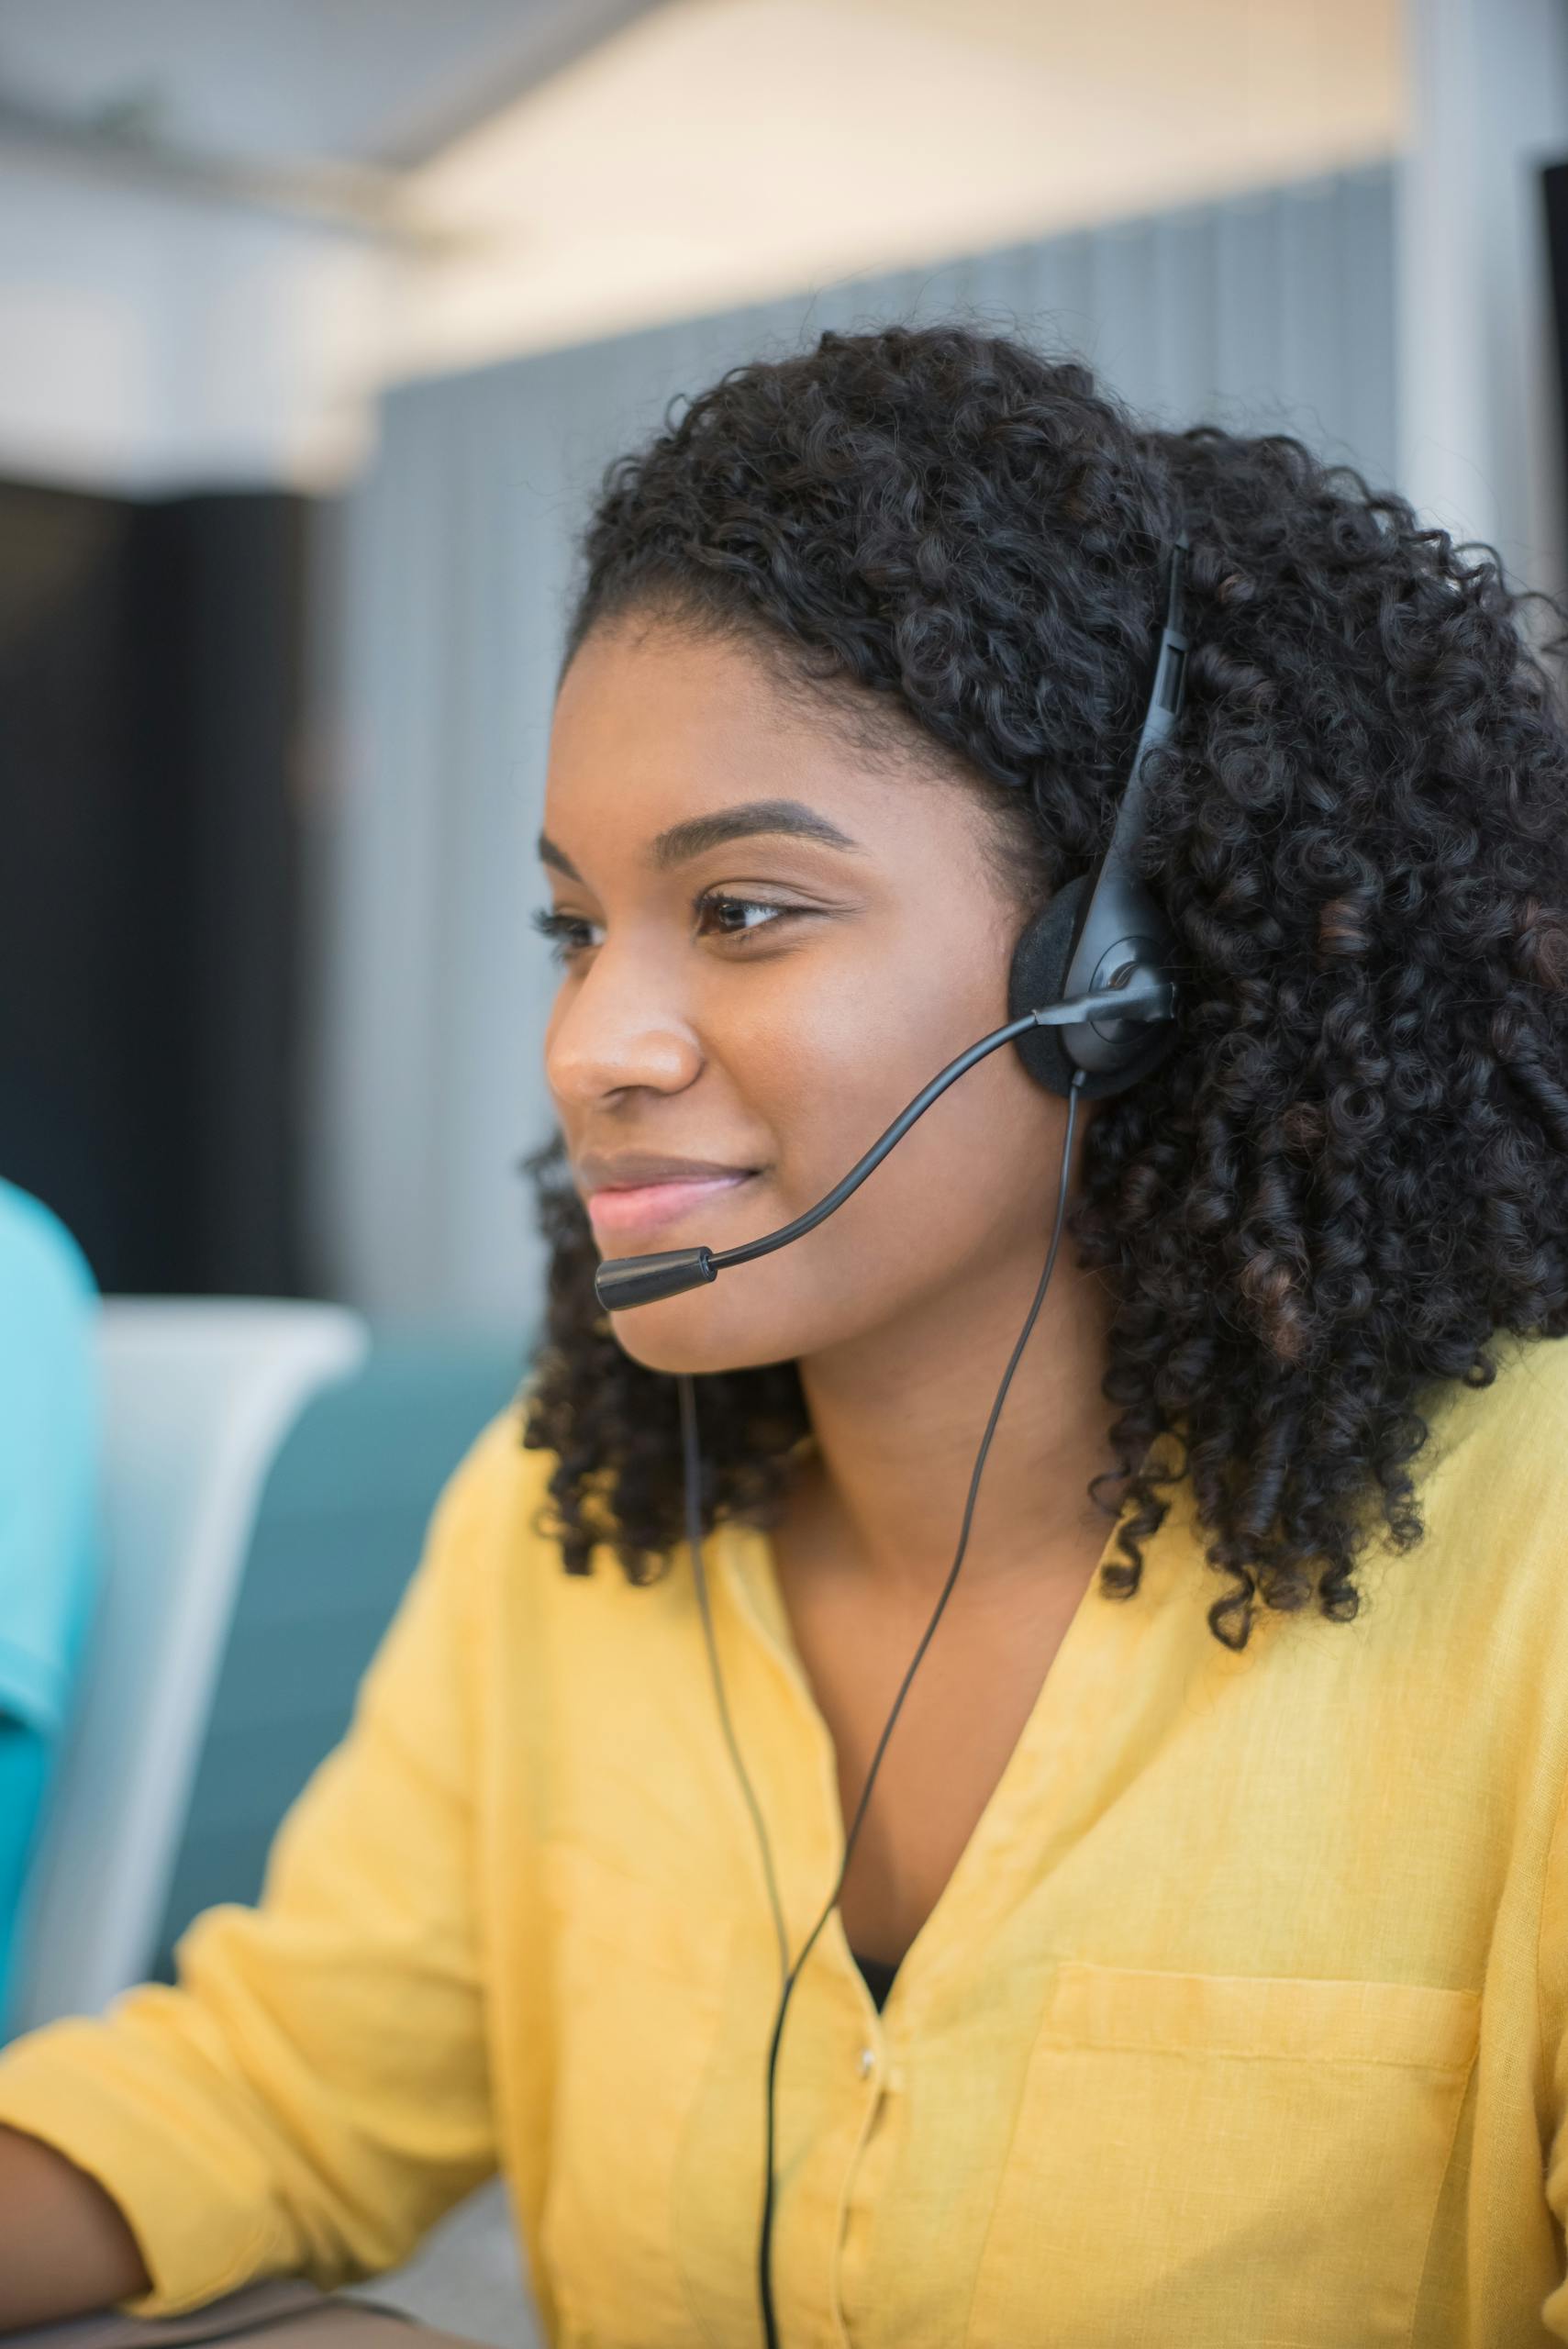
536;798;865;883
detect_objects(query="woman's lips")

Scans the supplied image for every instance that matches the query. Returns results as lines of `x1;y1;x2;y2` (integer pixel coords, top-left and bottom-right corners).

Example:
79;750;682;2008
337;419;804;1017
586;1171;759;1237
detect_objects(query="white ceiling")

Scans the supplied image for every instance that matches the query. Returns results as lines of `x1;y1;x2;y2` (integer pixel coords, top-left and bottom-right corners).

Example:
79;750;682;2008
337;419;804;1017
0;0;664;168
399;0;1406;377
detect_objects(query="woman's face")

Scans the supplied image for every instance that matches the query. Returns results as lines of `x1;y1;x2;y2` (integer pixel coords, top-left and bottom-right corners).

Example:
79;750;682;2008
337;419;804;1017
539;616;1086;1376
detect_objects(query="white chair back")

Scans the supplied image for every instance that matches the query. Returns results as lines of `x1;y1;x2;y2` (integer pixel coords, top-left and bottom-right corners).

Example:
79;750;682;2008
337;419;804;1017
9;1297;370;2034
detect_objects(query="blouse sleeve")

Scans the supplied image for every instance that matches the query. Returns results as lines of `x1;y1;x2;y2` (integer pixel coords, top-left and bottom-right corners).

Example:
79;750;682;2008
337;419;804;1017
0;1413;513;2318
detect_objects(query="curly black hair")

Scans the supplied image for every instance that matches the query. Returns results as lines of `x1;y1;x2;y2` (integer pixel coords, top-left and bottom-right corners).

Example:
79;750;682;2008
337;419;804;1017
517;320;1568;1648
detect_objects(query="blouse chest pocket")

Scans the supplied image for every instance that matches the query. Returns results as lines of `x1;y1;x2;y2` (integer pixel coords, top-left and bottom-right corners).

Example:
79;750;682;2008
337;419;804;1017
538;1841;737;2349
963;1961;1480;2349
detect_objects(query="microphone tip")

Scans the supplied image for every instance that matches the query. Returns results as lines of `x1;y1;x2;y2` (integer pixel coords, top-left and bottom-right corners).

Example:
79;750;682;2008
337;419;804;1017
593;1245;717;1310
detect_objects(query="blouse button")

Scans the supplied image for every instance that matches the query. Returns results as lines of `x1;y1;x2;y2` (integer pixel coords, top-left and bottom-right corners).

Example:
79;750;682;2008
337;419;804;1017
858;2045;876;2078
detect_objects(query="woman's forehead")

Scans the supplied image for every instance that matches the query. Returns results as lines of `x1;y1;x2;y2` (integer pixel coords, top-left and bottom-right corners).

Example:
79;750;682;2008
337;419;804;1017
546;619;988;854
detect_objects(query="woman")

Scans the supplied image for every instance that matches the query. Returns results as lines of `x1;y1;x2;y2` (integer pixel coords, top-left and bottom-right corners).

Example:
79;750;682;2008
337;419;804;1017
3;322;1568;2347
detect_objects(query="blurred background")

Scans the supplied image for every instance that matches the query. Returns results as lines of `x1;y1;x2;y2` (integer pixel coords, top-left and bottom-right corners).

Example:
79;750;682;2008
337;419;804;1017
2;1;1566;2336
8;0;1568;1322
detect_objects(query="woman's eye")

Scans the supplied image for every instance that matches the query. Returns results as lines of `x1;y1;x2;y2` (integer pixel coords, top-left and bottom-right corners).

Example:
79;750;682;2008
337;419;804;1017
692;892;792;943
528;906;597;965
528;892;797;968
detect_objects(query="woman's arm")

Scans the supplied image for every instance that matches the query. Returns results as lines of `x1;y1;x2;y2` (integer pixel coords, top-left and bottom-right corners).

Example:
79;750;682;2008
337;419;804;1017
0;1418;512;2321
0;2122;150;2329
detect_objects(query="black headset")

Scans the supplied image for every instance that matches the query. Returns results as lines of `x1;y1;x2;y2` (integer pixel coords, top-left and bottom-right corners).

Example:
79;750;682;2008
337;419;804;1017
592;533;1189;2349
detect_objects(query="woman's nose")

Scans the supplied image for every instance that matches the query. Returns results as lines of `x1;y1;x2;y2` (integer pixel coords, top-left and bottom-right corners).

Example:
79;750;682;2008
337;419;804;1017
545;952;702;1108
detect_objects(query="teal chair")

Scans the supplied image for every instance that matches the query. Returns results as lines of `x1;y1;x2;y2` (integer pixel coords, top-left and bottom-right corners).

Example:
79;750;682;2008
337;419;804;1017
150;1322;533;1978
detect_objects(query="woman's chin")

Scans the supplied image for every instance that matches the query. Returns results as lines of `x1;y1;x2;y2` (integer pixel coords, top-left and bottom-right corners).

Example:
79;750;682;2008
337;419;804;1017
604;1293;798;1379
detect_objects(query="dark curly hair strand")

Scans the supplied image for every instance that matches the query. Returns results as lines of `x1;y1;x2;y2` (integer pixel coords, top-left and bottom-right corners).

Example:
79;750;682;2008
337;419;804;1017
517;321;1568;1650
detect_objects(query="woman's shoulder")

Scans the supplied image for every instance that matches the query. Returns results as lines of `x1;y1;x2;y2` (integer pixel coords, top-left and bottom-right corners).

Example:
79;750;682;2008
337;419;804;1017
428;1398;686;1621
432;1398;561;1567
1415;1329;1568;1509
1369;1330;1568;1642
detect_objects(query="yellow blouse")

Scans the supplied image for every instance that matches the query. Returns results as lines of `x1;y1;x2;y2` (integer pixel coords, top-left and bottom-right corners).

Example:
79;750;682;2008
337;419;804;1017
6;1333;1568;2346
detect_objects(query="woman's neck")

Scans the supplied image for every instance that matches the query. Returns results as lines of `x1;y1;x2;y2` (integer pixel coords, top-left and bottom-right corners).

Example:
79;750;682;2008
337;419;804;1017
788;1248;1124;1610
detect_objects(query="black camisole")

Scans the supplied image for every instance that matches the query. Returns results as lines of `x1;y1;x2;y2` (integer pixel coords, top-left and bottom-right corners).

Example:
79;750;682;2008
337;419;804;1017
853;1949;899;2012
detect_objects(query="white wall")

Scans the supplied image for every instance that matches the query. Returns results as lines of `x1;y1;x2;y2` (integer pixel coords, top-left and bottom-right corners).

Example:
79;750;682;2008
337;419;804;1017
0;146;394;492
1396;0;1568;601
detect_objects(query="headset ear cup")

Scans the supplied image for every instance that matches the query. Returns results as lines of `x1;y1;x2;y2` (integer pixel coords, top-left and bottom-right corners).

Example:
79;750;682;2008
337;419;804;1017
1007;876;1180;1101
1007;879;1086;1097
